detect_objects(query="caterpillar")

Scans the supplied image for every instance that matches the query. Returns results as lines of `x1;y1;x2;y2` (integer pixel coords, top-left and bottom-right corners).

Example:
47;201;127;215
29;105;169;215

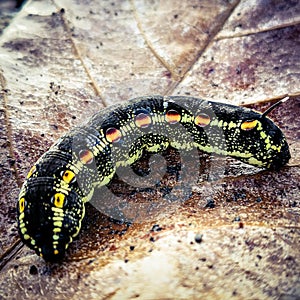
17;95;290;261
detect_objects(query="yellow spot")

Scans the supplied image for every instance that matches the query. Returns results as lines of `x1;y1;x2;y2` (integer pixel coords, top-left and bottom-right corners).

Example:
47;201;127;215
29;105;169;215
228;121;237;129
19;212;25;220
260;131;267;139
256;121;263;130
21;227;27;234
54;221;63;227
271;145;280;151
53;227;61;233
19;197;26;213
61;170;76;183
19;222;26;228
264;136;270;144
26;165;36;179
53;234;59;240
241;120;258;131
23;234;30;240
54;250;59;255
52;193;65;208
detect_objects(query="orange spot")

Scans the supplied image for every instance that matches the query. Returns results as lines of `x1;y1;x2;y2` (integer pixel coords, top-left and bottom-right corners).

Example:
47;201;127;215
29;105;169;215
166;109;181;124
79;149;94;164
241;120;258;131
106;127;122;143
195;113;211;127
135;113;152;128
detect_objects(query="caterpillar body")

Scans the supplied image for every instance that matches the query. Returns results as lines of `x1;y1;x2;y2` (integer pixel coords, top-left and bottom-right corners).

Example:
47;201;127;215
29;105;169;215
17;95;290;261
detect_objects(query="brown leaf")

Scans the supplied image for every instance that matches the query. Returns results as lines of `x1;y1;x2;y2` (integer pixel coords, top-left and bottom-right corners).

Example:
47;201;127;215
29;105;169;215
0;0;299;299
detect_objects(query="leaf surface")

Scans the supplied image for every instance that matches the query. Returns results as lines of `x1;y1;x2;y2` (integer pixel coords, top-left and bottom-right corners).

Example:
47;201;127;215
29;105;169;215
0;0;299;299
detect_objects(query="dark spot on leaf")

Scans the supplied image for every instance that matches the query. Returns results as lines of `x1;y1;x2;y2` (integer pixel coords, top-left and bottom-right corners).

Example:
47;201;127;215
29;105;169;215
195;233;203;243
29;265;38;275
205;199;215;208
150;224;162;232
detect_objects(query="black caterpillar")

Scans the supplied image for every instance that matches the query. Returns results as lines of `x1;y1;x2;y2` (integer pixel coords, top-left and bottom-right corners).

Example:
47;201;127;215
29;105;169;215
17;95;290;261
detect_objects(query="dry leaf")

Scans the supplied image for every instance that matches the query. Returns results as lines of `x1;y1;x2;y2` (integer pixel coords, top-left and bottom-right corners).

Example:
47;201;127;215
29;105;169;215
0;0;299;299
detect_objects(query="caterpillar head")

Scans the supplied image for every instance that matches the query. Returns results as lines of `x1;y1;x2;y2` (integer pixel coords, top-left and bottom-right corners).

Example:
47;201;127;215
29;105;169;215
237;114;290;169
17;152;86;261
207;98;291;169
